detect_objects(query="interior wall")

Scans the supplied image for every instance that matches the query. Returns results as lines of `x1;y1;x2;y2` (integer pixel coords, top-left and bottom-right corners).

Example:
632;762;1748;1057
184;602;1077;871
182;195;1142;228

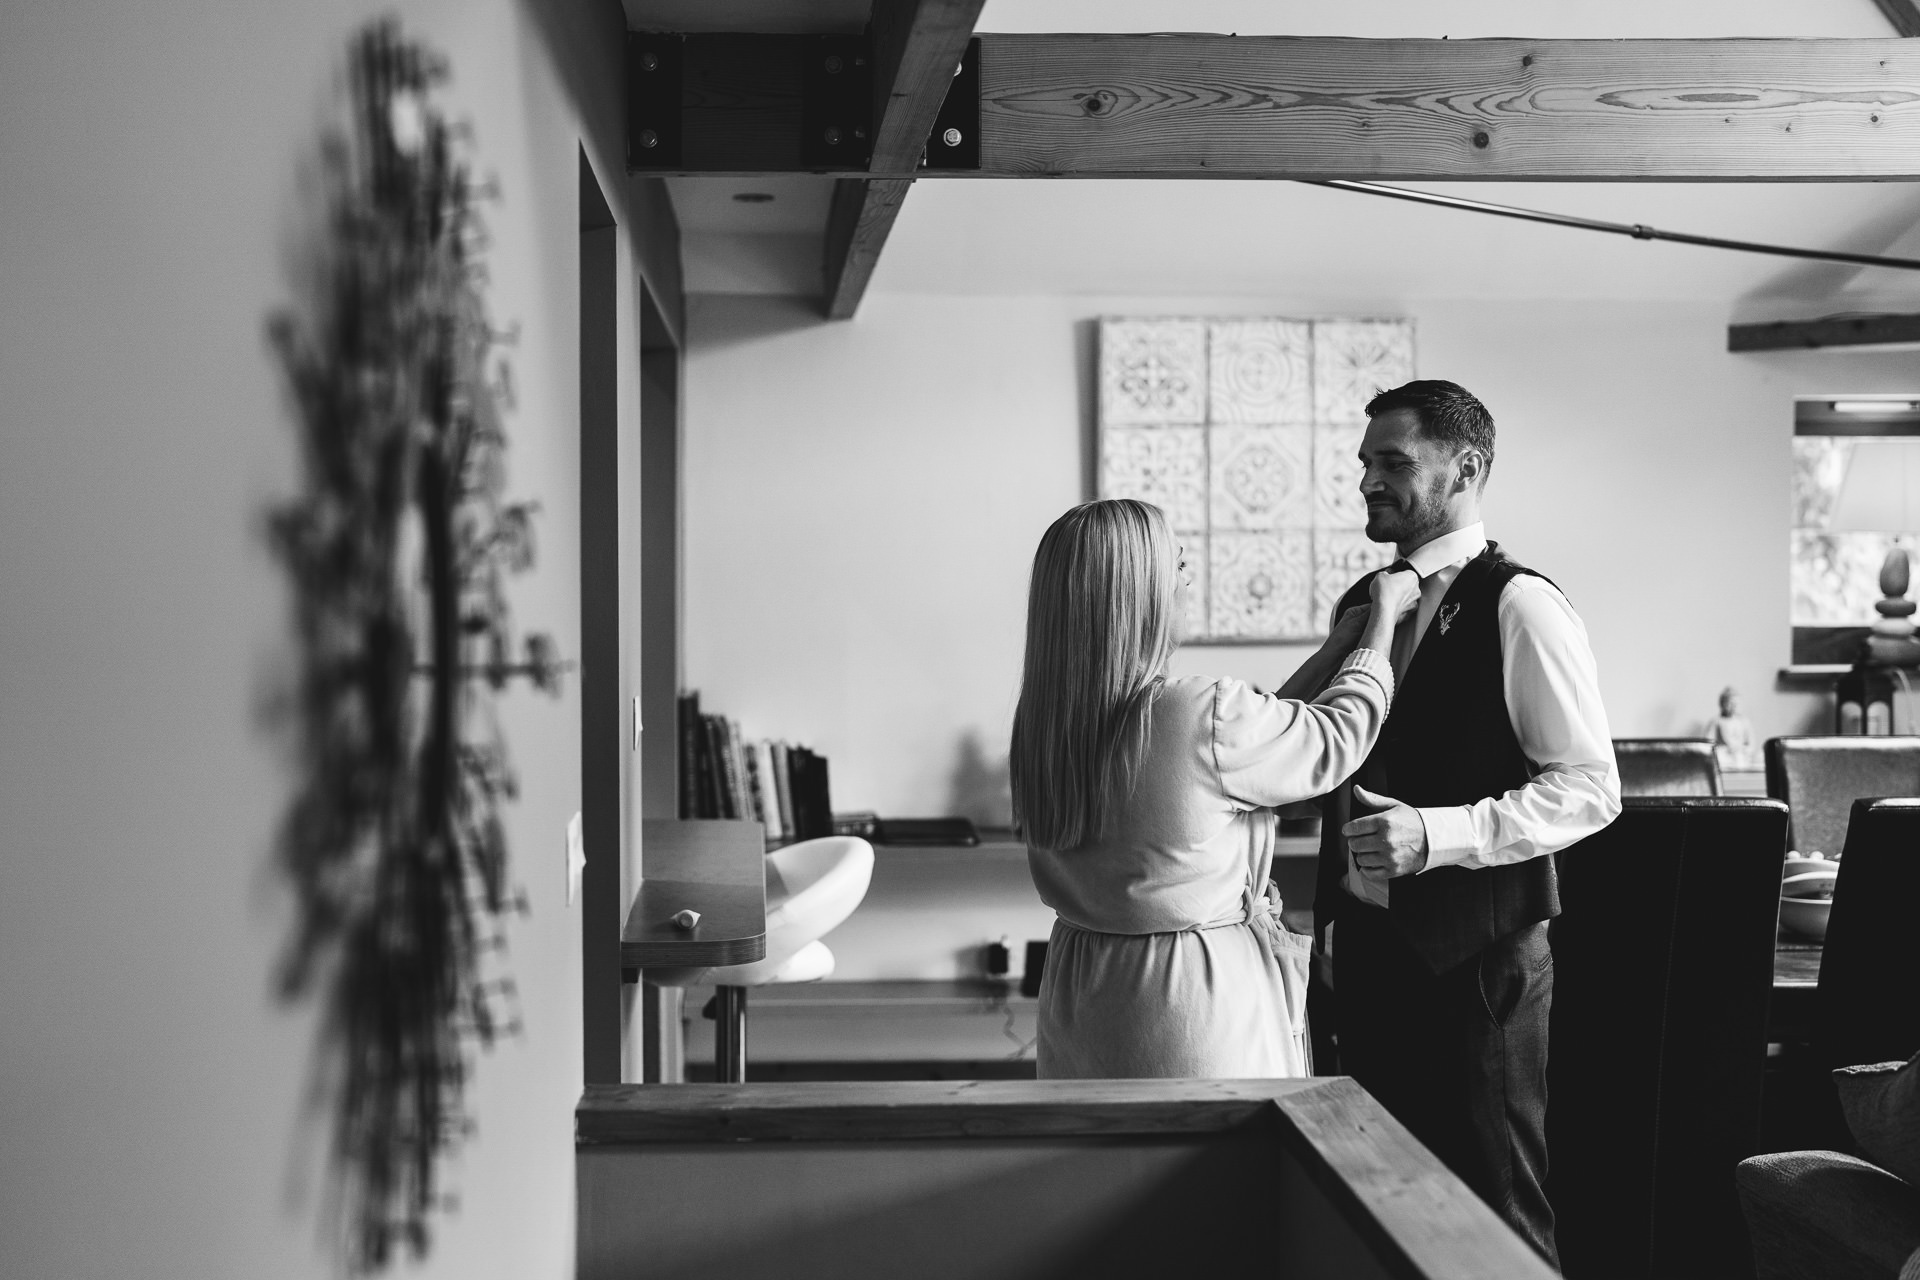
0;1;652;1276
683;291;1920;820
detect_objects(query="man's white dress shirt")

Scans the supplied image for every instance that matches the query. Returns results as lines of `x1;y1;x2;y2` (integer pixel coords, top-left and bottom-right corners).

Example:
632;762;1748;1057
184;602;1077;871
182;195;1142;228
1343;523;1620;907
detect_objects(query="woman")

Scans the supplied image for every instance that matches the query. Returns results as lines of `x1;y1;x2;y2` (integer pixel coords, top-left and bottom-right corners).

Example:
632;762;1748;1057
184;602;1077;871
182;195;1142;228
1010;499;1417;1078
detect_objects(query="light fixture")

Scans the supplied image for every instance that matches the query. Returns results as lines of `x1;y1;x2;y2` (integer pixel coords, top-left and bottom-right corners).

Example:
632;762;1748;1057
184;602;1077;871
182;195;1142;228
1831;400;1920;414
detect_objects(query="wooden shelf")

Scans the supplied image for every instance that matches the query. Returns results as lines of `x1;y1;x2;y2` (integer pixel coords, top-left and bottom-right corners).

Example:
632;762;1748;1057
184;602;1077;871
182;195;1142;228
623;820;767;974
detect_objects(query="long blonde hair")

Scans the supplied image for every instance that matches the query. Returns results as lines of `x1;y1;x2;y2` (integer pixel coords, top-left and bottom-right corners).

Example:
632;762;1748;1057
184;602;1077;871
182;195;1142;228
1009;499;1180;851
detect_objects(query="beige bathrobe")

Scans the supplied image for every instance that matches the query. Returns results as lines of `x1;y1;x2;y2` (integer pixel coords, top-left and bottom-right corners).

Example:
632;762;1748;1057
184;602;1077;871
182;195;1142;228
1028;650;1394;1079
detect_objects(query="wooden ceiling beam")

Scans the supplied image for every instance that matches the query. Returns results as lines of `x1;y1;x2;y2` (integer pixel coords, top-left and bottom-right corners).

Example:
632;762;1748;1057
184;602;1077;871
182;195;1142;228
820;0;985;320
1729;313;1920;351
1871;0;1920;38
639;34;1920;180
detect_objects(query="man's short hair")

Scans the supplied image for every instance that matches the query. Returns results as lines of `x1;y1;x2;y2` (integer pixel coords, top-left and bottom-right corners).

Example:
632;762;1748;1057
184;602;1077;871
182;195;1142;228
1365;379;1496;471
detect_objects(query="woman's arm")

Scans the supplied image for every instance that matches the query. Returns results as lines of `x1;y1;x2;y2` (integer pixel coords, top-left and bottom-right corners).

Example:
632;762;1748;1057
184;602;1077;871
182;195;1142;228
1272;568;1419;701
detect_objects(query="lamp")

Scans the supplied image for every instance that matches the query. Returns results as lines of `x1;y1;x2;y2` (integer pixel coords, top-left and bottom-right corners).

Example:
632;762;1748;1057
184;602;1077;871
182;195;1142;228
1829;439;1920;655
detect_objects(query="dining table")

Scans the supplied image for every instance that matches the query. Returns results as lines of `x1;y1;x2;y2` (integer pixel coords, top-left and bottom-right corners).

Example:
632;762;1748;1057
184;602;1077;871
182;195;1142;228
1770;934;1823;1043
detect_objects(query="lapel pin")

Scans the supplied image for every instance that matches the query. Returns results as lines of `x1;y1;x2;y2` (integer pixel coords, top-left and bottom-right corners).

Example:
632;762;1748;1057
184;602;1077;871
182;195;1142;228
1437;603;1461;636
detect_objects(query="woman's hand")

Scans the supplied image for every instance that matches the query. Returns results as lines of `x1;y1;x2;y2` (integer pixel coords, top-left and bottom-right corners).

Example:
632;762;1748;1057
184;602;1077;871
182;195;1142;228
1358;567;1420;658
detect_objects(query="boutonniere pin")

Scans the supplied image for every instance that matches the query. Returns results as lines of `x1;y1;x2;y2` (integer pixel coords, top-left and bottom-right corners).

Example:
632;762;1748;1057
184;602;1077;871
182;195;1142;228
1437;603;1461;636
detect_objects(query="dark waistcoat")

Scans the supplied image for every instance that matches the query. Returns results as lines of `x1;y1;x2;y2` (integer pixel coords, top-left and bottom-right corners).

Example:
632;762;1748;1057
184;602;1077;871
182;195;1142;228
1315;542;1562;974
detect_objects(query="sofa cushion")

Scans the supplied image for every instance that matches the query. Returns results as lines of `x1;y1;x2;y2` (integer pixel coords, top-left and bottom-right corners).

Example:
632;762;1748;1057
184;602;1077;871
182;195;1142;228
1837;1052;1920;1186
1736;1151;1920;1280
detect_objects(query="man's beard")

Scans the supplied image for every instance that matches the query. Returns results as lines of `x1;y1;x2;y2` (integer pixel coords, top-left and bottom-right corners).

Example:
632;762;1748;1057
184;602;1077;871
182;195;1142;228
1365;486;1450;548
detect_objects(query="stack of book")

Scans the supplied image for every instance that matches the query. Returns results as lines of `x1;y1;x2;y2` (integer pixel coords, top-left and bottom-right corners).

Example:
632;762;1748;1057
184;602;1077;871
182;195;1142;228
676;691;833;841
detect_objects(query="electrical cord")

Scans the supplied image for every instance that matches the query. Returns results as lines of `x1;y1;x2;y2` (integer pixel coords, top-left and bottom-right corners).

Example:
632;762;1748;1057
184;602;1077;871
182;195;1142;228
1304;179;1920;274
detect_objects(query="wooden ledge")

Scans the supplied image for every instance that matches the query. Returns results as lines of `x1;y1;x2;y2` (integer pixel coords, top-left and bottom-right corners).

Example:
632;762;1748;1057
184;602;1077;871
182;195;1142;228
576;1075;1557;1280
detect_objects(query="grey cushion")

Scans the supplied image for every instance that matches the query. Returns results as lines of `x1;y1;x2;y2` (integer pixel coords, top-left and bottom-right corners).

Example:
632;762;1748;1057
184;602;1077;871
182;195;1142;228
1838;1053;1920;1187
1737;1151;1920;1280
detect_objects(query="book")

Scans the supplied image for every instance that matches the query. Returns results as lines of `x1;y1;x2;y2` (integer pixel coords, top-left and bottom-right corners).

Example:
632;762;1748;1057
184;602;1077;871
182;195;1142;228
702;715;734;819
770;741;795;839
752;740;784;839
676;691;701;820
726;719;750;824
743;737;769;833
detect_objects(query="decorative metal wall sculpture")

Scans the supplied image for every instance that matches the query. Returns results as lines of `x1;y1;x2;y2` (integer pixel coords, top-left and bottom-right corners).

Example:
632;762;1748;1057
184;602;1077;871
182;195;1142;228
268;21;560;1272
1097;317;1414;642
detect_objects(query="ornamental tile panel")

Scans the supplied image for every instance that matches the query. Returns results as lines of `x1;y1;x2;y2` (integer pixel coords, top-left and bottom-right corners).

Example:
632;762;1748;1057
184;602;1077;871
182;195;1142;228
1178;535;1208;640
1209;425;1312;531
1207;319;1312;424
1313;530;1399;638
1312;319;1415;424
1100;318;1207;424
1313;423;1369;528
1210;532;1314;640
1100;426;1208;532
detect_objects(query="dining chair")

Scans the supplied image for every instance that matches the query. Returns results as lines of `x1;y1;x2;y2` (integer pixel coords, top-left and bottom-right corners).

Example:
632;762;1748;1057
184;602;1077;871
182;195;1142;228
1548;797;1789;1280
1613;738;1722;797
1763;736;1920;857
1820;798;1920;1072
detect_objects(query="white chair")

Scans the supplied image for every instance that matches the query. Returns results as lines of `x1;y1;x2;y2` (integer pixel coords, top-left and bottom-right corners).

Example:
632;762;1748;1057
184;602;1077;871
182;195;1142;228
647;836;874;1081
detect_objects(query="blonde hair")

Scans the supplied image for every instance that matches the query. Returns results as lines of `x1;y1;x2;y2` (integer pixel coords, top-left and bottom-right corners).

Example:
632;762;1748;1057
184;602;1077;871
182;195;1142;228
1009;499;1180;851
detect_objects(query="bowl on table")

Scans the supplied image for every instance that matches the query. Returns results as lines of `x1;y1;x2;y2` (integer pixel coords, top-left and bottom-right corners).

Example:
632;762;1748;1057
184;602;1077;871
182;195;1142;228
1779;857;1840;941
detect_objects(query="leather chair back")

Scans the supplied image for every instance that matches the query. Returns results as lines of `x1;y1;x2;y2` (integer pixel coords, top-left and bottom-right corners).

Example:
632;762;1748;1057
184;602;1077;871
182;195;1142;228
1614;738;1722;797
1820;797;1920;1070
1763;735;1920;857
1549;798;1788;1280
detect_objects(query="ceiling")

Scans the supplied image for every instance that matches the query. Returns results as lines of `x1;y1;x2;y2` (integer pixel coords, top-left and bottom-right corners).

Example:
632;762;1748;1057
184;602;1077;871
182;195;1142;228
631;0;1920;308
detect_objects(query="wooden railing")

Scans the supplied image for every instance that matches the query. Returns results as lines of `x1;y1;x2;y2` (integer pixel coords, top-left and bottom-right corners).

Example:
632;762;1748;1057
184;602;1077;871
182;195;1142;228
577;1077;1554;1280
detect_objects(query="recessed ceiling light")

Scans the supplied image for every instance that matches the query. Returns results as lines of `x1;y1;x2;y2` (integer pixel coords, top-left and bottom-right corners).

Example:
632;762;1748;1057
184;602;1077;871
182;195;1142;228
1832;400;1920;414
732;192;775;203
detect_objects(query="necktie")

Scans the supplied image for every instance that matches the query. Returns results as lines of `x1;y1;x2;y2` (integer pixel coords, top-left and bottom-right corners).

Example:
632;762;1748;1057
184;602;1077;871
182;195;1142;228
1384;560;1422;681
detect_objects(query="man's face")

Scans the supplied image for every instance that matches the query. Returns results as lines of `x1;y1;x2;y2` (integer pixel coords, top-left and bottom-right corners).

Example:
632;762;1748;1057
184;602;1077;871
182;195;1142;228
1357;407;1464;549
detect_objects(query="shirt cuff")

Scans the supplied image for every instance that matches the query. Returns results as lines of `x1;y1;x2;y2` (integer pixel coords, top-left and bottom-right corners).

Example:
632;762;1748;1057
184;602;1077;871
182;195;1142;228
1417;805;1479;870
1336;646;1395;707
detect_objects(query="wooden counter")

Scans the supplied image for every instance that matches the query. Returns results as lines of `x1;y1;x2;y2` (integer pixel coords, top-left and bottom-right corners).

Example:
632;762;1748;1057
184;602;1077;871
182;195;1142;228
622;819;767;974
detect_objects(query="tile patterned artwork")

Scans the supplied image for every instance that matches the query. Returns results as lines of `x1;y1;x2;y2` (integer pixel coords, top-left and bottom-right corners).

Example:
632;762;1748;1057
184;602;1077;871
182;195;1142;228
1313;423;1369;528
1209;425;1312;531
1312;319;1416;425
1097;316;1415;642
1100;319;1207;424
1208;320;1312;424
1210;533;1314;640
1100;426;1208;533
1314;531;1400;631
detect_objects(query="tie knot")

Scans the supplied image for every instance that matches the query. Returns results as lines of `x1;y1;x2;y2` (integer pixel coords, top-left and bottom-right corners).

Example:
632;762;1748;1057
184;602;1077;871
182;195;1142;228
1387;559;1415;576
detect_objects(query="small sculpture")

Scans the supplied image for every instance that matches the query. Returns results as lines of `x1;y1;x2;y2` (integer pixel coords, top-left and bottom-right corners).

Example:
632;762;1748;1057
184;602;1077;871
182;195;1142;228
1708;686;1760;770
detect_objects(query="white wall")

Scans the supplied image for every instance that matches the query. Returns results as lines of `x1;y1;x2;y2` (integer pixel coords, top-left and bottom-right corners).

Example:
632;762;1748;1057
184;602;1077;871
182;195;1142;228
0;2;651;1276
684;291;1920;819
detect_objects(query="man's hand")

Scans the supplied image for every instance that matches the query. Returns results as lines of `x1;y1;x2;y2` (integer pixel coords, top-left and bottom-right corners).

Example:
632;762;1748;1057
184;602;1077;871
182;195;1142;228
1341;784;1429;880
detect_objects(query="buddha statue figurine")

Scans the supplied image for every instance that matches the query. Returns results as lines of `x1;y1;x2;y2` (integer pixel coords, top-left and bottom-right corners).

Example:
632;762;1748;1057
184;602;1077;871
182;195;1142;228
1708;686;1759;770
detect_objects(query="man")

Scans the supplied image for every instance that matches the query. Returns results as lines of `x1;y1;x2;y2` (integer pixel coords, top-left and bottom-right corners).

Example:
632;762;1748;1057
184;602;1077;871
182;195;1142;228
1315;379;1620;1267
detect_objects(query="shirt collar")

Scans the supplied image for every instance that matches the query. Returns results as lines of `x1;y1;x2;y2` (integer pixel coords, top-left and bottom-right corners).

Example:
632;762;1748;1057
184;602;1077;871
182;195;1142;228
1404;522;1487;579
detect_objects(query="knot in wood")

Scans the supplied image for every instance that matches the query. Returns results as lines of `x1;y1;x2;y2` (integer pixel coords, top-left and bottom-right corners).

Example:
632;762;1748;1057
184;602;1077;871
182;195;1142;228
1472;130;1490;149
1083;91;1113;116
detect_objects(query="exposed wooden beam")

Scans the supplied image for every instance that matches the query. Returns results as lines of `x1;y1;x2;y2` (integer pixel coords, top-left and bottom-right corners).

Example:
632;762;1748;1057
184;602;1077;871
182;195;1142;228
1729;313;1920;351
1872;0;1920;38
869;0;988;171
638;34;1920;180
823;177;912;319
818;0;985;320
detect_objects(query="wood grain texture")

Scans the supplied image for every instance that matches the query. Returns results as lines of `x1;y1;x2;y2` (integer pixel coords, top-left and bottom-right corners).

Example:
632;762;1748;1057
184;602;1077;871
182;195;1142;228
971;34;1920;180
576;1077;1321;1144
1874;0;1920;39
869;0;987;172
822;177;912;319
1274;1077;1560;1280
1730;312;1920;350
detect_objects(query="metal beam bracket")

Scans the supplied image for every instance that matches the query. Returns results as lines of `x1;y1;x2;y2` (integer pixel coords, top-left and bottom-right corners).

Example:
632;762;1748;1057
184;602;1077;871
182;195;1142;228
802;36;874;169
628;34;684;170
922;38;981;170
